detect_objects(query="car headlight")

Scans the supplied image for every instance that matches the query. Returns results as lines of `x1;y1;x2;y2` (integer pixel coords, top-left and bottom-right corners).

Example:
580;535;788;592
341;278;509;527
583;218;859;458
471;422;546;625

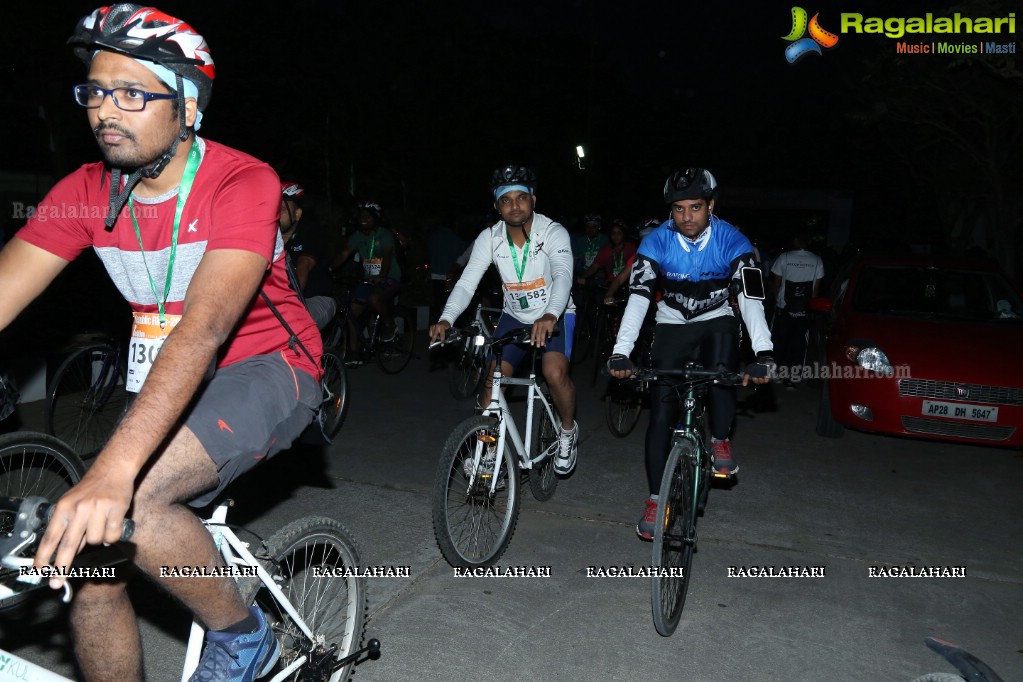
845;345;893;376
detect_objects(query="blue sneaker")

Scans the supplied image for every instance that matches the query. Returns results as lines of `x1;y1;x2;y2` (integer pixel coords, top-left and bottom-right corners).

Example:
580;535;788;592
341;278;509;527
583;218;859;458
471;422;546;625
188;607;280;682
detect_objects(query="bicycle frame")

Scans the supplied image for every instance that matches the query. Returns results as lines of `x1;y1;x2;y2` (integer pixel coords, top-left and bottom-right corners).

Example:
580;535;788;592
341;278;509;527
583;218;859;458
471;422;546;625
669;383;708;521
181;503;317;682
468;347;559;494
0;501;322;682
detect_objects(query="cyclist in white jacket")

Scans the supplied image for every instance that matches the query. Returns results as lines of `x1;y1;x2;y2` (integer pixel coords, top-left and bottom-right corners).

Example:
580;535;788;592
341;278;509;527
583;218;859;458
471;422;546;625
430;164;579;475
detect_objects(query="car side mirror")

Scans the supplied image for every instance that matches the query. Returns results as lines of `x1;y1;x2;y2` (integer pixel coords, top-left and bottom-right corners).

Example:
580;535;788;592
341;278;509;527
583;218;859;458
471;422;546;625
740;267;766;300
809;297;832;314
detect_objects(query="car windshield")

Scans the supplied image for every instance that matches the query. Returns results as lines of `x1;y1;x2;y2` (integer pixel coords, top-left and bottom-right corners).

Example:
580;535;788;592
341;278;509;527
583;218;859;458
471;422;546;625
851;266;1023;322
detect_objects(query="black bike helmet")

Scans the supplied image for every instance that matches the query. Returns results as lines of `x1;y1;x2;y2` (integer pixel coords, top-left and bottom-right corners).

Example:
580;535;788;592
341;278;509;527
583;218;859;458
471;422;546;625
663;168;718;204
356;200;382;221
490;164;536;198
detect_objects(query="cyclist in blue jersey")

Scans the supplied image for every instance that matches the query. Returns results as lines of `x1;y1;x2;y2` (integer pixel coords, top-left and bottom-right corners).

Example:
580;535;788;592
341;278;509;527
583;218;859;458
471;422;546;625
607;168;774;540
430;164;579;475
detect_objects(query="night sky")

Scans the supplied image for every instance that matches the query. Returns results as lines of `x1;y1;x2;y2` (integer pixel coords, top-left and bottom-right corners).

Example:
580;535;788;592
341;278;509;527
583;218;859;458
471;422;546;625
5;0;1021;275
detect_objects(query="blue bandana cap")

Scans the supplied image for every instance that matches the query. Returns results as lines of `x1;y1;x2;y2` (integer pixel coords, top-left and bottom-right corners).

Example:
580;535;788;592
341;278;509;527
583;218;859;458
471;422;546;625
494;184;531;201
133;57;203;130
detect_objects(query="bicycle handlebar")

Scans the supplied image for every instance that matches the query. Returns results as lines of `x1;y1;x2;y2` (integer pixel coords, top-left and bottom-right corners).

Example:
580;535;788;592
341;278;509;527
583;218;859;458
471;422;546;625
429;325;559;350
629;365;746;387
0;496;136;563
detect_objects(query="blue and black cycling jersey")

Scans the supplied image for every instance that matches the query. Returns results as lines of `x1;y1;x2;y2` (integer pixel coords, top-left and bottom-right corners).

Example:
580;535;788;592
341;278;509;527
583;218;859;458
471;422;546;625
630;215;756;322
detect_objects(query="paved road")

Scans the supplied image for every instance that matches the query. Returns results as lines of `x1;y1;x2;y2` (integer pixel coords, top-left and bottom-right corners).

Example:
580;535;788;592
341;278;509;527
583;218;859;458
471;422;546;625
3;339;1022;681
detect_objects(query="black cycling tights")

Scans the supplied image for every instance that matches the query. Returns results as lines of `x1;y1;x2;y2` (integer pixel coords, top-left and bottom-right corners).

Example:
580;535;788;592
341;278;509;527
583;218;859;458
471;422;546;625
644;317;739;495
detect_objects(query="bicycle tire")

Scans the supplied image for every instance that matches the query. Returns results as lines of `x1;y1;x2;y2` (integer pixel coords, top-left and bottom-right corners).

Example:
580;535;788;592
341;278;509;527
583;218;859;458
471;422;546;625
590;311;610;387
448;344;486;401
319;350;349;440
432;415;520;568
0;432;87;611
605;379;642;438
46;342;128;459
569;313;592;366
528;391;559;502
377;309;415;374
239;516;367;682
651;439;697;636
909;675;966;682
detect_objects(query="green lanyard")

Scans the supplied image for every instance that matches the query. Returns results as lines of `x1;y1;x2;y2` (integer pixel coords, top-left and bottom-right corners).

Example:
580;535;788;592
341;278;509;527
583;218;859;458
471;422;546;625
363;230;379;261
586;239;599;262
613;247;624;274
128;138;201;329
507;228;531;282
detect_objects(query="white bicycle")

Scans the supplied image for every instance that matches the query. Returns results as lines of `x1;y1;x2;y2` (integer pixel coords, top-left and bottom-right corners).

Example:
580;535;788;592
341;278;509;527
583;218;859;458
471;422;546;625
430;327;561;568
0;495;378;682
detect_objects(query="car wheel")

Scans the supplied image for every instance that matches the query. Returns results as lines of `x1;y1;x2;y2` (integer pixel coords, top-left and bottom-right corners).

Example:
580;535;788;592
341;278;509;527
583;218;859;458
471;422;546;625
816;377;845;438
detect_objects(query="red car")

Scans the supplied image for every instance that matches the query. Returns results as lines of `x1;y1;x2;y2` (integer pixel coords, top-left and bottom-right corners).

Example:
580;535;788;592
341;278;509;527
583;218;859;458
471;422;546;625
812;254;1022;447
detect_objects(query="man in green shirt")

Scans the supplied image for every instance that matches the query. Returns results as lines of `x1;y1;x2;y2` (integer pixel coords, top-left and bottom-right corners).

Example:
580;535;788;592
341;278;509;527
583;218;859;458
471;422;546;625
333;201;401;363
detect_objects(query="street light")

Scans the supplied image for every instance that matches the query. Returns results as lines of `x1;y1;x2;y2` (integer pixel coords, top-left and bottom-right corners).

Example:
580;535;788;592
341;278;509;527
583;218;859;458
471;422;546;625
575;145;586;170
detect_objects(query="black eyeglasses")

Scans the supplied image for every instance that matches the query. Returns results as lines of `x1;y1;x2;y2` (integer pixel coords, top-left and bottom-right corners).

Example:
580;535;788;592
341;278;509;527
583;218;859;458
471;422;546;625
73;84;176;112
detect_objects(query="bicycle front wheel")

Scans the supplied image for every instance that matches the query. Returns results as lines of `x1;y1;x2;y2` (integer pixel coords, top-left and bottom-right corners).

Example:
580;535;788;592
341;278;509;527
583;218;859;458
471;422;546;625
570;315;592;366
377;309;415;374
651;439;697;636
320;350;349;439
605;379;643;438
432;416;520;568
240;517;367;682
0;432;86;611
46;342;128;458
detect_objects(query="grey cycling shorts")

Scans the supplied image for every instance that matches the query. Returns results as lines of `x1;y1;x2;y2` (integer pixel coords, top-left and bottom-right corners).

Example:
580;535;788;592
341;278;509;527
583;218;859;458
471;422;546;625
185;351;320;508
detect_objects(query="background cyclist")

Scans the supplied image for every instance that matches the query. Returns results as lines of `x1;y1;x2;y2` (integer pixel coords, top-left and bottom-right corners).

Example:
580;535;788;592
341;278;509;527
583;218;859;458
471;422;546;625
575;218;637;290
429;165;579;476
332;201;401;363
279;180;337;330
607;168;774;540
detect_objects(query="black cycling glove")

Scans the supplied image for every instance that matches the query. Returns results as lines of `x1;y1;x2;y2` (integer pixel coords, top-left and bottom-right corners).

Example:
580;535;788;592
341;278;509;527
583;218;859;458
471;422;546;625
607;353;634;373
745;351;776;379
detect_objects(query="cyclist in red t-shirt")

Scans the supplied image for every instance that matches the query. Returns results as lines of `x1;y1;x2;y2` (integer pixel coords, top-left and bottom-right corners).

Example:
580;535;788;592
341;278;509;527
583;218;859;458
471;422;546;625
575;219;637;288
0;6;319;680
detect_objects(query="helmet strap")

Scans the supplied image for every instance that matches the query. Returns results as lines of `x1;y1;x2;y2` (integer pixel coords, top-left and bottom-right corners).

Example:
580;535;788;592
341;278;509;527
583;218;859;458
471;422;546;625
103;76;192;231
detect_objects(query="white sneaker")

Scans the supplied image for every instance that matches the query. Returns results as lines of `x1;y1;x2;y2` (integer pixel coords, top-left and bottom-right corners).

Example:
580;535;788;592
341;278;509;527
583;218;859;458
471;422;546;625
555;421;578;475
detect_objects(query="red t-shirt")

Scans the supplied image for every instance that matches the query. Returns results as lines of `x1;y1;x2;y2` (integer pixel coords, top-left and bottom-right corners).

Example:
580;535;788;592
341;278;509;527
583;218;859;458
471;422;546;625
592;243;637;284
17;138;321;379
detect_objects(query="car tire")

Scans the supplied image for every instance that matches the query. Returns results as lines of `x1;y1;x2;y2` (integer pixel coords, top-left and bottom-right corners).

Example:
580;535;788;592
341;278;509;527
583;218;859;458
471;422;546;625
816;377;845;438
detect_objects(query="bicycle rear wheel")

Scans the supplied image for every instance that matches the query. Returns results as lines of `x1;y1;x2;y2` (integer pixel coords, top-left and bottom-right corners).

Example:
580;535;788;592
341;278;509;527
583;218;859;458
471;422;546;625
240;517;367;682
432;415;520;567
528;392;559;502
377;309;415;374
651;439;697;636
46;342;128;458
319;350;349;439
605;379;643;438
0;432;86;611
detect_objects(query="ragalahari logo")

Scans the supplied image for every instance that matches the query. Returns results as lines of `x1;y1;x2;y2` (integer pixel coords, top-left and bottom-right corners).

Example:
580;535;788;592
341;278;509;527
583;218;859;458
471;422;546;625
783;7;839;63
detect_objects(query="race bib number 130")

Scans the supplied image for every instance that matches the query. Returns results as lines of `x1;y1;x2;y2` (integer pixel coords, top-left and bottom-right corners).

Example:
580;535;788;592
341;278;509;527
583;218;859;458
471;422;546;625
126;312;181;393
